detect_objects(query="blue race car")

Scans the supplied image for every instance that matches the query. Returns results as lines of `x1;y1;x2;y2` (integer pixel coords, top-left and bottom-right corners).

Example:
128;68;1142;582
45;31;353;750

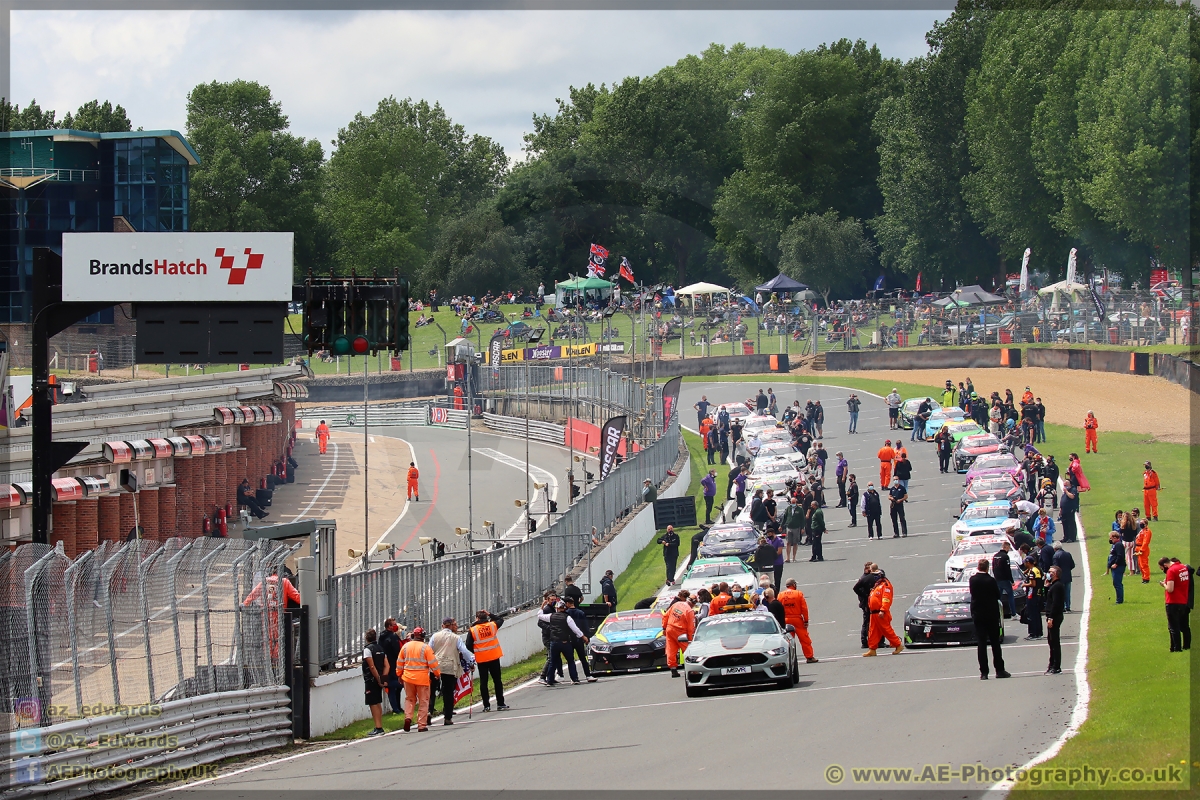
588;610;668;674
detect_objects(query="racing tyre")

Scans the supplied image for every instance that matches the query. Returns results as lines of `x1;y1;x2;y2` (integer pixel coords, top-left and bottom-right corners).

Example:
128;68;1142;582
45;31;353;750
789;656;799;686
685;685;706;698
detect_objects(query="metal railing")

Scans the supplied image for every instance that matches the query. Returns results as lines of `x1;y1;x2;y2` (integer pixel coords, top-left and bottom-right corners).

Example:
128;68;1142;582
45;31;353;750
325;366;681;667
0;537;297;735
0;167;101;182
294;401;468;428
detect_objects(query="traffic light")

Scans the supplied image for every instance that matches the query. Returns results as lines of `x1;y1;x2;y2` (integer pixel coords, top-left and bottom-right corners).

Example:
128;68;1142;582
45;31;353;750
330;334;369;356
303;285;331;352
395;278;411;351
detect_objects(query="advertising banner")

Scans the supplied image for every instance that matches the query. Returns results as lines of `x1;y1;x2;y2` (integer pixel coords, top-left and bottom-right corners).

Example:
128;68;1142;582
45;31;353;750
599;416;626;480
500;341;623;362
61;232;293;302
661;376;682;433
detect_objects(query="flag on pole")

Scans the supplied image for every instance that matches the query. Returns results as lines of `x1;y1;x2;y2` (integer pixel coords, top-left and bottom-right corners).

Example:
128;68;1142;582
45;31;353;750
453;670;473;702
873;274;886;292
1065;248;1078;286
618;257;635;284
590;243;610;259
1019;248;1030;292
914;272;923;293
588;243;609;278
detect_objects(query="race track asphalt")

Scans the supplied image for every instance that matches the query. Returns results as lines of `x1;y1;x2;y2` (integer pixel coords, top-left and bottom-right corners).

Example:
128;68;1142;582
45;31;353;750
175;382;1083;792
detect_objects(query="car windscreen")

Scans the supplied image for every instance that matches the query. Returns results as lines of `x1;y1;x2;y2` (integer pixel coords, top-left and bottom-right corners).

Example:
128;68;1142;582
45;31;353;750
970;478;1016;491
952;541;1005;557
688;561;751;579
600;616;663;634
753;461;794;474
915;589;971;606
704;528;755;543
960;506;1009;521
974;455;1017;469
694;616;779;640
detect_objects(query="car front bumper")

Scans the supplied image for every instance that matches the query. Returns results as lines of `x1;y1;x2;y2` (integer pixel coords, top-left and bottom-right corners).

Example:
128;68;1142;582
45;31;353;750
685;654;790;688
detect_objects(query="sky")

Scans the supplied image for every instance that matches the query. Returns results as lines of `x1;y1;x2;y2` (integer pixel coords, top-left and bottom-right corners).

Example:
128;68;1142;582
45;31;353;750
12;9;949;160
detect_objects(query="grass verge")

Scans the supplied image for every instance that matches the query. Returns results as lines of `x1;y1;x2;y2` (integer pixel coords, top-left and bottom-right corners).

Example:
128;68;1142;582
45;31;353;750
312;649;551;740
727;372;1194;792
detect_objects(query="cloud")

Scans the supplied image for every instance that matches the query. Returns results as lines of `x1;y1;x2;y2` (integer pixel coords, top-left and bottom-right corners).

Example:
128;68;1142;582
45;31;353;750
12;9;945;157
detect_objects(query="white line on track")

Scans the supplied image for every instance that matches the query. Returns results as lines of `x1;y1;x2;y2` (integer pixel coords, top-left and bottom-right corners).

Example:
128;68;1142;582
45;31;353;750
369;435;417;553
292;441;339;522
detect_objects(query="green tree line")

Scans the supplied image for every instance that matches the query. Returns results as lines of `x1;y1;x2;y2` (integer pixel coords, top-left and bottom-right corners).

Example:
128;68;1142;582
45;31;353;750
7;0;1195;298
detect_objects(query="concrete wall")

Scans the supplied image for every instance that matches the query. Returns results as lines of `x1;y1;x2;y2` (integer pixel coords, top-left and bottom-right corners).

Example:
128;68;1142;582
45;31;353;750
1154;354;1198;394
303;370;447;402
610;353;788;379
308;666;372;738
825;349;1009;371
1026;348;1151;376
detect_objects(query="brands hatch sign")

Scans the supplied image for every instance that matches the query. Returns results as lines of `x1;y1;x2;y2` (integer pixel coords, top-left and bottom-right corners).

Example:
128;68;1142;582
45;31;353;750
61;232;293;303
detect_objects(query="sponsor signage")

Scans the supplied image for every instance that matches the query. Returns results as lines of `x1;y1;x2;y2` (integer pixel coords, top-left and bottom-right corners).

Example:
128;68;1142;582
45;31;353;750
61;232;293;303
599;416;627;480
500;341;622;363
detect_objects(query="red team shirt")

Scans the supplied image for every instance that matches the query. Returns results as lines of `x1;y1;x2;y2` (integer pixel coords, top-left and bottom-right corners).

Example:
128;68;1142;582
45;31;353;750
1165;562;1189;604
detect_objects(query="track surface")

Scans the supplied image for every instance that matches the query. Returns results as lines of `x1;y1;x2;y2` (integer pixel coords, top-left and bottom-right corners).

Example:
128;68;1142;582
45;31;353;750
179;382;1082;791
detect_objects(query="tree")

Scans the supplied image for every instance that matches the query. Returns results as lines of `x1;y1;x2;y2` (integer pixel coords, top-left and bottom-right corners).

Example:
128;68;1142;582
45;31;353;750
423;202;537;297
61;100;132;132
777;211;874;304
320;96;508;281
0;98;57;131
873;6;997;289
186;80;325;274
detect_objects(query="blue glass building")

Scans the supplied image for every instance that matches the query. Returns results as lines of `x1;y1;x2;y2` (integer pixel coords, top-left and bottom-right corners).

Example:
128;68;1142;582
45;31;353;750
0;129;199;323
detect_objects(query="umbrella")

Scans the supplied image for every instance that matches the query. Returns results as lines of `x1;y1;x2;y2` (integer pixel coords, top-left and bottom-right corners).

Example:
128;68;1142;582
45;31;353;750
754;273;808;293
676;281;732;296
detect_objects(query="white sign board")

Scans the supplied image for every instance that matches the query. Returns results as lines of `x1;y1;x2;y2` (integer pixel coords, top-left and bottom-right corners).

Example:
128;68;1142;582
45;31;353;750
61;232;293;302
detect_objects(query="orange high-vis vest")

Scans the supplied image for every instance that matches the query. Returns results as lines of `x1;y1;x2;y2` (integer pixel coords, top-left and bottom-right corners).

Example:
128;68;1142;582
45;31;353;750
470;621;503;663
398;640;440;685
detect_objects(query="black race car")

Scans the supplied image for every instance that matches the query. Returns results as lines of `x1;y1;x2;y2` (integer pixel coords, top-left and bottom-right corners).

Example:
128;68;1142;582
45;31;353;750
959;475;1025;511
697;523;759;562
953;434;1005;473
903;582;1004;646
588;610;668;674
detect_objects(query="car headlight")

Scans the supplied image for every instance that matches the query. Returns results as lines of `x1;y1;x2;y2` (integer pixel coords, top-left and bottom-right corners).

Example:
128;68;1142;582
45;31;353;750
590;642;611;654
766;647;786;656
684;655;701;663
652;638;666;648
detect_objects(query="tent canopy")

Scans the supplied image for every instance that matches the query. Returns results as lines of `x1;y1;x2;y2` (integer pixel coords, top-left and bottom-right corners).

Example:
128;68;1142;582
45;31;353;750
755;274;808;293
556;276;613;290
677;281;732;296
1037;280;1089;297
947;284;1006;305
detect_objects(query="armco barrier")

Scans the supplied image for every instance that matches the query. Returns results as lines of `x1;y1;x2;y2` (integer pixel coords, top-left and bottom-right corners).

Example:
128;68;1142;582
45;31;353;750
0;686;291;798
610;353;789;378
825;349;1013;371
1154;353;1199;393
302;370;447;402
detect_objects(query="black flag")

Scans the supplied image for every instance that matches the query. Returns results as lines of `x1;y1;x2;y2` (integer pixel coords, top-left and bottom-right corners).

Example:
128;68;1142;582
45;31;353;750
600;416;626;480
661;376;682;433
1089;285;1106;320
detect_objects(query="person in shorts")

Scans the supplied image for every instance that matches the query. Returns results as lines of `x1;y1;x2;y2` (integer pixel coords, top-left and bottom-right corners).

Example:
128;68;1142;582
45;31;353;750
362;628;390;736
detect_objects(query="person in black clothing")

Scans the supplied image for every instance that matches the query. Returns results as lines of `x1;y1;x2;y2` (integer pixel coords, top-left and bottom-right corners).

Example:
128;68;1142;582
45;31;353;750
726;462;741;500
705;426;719;464
863;483;883;539
1013;527;1036;551
1044;566;1066;674
238;478;269;519
795;430;813;457
893;456;912;490
992;543;1017;619
690;528;707;564
564;597;598;682
1058;478;1078;541
968;560;1010;680
762;588;786;628
599;570;617;610
379;618;404;715
846;475;860;527
935;428;953;473
748;489;768;529
657;525;681;583
361;628;389;736
753;536;778;577
755;389;768;412
808;502;826;562
1021;557;1045;638
538;601;583;685
562;575;584;606
730;420;744;447
1051;543;1076;612
888;481;908;538
853;563;881;648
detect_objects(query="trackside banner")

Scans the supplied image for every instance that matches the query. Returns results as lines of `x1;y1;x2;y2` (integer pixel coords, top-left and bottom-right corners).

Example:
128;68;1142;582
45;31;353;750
61;232;294;303
599;416;626;480
661;376;682;433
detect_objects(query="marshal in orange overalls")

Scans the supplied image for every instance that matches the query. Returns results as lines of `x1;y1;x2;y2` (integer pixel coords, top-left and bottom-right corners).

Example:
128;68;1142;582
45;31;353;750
1084;413;1098;453
453;385;465;411
406;464;420;501
864;576;902;654
661;599;696;671
1134;525;1153;582
315;422;330;455
1142;468;1160;520
778;586;816;661
877;444;896;488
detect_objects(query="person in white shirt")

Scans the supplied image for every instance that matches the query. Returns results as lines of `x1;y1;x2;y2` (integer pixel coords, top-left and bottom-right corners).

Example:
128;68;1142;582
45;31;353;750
429;618;475;726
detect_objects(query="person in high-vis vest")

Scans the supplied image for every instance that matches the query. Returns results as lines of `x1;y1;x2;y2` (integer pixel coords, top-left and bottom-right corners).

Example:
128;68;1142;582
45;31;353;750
864;569;904;657
1142;461;1160;521
406;462;420;501
778;579;819;663
315;419;330;455
466;610;509;712
398;627;440;732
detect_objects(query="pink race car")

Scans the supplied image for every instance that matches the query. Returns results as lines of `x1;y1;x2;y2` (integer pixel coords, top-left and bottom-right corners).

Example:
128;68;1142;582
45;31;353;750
964;452;1024;484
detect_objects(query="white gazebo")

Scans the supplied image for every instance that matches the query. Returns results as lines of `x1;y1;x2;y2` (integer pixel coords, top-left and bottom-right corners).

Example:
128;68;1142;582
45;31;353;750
1038;280;1090;310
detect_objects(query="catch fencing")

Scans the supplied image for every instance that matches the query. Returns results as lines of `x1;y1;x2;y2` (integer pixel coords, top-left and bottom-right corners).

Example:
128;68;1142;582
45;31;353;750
294;401;469;428
0;537;298;736
325;365;680;667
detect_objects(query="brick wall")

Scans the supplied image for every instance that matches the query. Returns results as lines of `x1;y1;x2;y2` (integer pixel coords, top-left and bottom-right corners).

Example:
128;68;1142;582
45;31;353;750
98;495;120;543
118;492;136;539
138;488;159;541
236;449;248;486
76;498;98;552
203;455;216;513
158;486;177;540
189;457;207;534
51;502;77;558
223;452;237;509
173;460;192;537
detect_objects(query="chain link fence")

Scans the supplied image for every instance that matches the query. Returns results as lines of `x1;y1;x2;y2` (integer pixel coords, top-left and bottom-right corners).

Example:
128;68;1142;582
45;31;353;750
0;537;297;735
325;365;680;667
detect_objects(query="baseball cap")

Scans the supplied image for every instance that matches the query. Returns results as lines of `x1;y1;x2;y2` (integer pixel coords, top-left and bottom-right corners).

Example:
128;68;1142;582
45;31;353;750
411;626;425;637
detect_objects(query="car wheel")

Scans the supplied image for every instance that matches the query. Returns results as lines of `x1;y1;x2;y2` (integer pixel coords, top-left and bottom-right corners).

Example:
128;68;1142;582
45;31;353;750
685;685;706;698
789;656;799;686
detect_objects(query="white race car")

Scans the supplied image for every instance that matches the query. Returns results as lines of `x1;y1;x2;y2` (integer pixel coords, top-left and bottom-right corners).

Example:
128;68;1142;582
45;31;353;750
754;441;795;461
749;456;800;485
944;534;1022;582
951;501;1022;545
